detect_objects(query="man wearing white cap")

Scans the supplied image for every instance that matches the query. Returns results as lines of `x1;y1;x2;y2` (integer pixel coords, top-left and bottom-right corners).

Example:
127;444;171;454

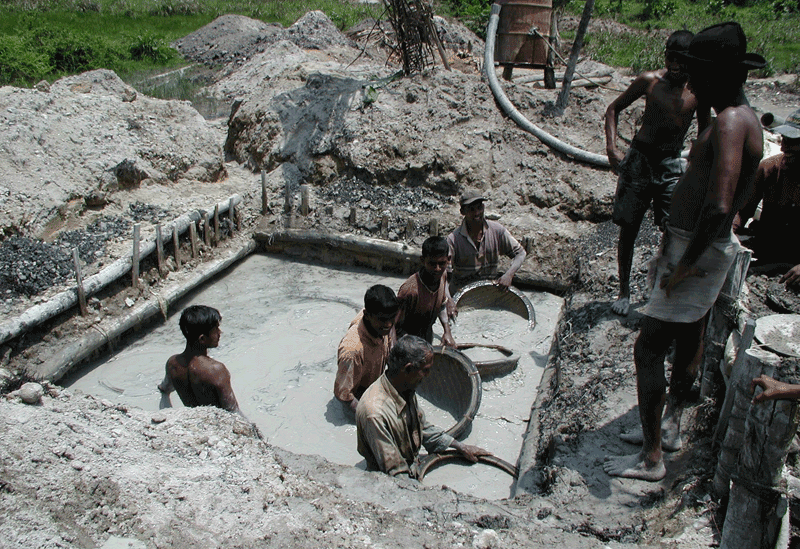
736;108;800;288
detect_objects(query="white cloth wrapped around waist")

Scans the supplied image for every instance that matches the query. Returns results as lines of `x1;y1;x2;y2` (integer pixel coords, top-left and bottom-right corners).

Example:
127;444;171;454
643;225;741;323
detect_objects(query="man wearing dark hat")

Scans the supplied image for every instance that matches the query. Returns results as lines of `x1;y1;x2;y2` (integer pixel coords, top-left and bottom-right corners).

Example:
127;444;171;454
605;22;766;482
446;190;526;295
605;30;710;317
736;108;800;288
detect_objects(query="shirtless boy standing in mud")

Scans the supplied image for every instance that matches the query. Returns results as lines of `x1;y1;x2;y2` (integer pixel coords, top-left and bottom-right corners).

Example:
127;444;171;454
158;304;246;418
606;30;710;316
605;22;765;481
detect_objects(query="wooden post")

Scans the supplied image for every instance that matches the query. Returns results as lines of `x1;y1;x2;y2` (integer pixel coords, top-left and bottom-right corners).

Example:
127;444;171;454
381;215;389;238
714;318;757;446
429;218;438;237
202;213;210;247
229;197;237;233
554;0;595;115
131;223;140;289
714;348;781;498
300;185;310;216
189;222;198;258
72;249;88;317
349;207;357;226
720;352;799;549
406;218;415;239
172;225;181;269
284;180;293;215
213;204;220;245
155;224;165;275
261;169;268;215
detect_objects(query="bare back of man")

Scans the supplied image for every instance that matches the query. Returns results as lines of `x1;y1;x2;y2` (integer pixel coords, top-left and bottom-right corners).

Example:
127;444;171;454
670;105;763;236
165;353;240;413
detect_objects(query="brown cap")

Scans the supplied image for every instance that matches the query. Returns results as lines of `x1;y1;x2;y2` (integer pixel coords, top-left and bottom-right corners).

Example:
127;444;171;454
460;190;486;206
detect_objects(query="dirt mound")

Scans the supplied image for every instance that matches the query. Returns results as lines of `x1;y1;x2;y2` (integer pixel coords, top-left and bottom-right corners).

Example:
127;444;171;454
0;69;226;240
172;14;289;70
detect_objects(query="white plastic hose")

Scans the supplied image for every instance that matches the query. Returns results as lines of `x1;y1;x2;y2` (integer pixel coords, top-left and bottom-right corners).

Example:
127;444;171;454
484;3;610;168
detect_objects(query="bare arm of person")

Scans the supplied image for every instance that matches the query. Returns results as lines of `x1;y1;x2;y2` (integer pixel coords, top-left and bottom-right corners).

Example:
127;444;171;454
780;264;800;288
195;359;244;416
736;159;766;228
696;104;712;137
449;440;493;463
439;306;455;348
158;360;173;393
496;234;526;290
752;375;800;402
663;110;748;295
604;74;651;171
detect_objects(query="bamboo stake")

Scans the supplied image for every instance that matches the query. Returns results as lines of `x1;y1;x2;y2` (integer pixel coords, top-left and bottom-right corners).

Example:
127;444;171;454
406;218;415;238
155;224;165;275
284;180;293;214
132;223;140;289
301;185;310;216
172;225;181;269
349;207;357;226
261;169;268;215
213;204;220;245
381;215;389;238
429;218;438;236
189;222;198;258
203;213;210;247
72;249;88;317
229;197;237;233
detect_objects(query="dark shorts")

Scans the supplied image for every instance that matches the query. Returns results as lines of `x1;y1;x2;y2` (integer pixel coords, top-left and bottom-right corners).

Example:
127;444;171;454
612;143;686;229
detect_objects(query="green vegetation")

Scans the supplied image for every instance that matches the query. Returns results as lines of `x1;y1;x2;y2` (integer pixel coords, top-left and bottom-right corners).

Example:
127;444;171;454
0;0;383;87
1;0;797;89
574;0;800;75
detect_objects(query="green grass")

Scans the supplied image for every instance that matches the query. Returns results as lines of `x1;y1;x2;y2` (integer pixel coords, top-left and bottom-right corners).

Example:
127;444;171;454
1;0;797;89
0;0;384;87
572;0;800;75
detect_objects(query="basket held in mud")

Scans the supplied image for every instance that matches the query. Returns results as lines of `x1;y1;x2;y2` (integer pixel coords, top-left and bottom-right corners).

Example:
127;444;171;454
416;346;481;440
417;450;518;481
456;342;520;377
453;280;535;331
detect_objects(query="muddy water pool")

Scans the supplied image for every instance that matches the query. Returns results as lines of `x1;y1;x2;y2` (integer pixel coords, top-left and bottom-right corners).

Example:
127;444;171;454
63;254;563;500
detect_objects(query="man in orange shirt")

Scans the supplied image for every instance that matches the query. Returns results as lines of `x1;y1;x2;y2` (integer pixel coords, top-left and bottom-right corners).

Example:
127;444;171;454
395;236;456;348
334;285;399;414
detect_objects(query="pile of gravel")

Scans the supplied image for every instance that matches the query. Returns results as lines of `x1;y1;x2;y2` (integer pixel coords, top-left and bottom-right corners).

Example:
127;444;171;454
0;237;74;298
129;202;170;224
55;215;131;265
321;176;449;214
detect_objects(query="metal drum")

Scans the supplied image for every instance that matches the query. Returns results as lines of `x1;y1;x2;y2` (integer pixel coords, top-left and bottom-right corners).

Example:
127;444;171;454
494;0;553;68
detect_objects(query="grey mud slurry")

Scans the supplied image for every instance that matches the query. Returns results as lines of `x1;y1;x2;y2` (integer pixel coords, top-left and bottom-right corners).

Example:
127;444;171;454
64;255;563;499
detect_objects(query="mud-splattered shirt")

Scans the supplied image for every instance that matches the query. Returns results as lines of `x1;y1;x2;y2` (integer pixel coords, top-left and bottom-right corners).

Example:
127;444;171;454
356;373;453;477
334;310;392;404
446;219;524;285
395;271;446;342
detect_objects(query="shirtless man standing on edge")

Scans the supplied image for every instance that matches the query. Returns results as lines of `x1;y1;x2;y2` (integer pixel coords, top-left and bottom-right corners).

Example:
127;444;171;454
606;30;710;316
605;22;765;481
159;305;247;419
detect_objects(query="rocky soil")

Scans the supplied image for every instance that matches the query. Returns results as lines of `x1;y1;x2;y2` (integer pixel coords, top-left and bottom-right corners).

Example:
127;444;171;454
1;9;799;549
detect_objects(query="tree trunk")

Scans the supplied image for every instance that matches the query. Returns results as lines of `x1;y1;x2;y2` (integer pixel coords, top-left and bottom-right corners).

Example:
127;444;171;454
720;353;800;549
543;5;559;89
714;348;781;497
554;0;594;114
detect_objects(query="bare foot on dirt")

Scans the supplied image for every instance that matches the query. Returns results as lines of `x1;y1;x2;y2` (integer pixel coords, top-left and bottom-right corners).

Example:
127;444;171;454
604;452;666;481
619;424;683;452
611;296;630;316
